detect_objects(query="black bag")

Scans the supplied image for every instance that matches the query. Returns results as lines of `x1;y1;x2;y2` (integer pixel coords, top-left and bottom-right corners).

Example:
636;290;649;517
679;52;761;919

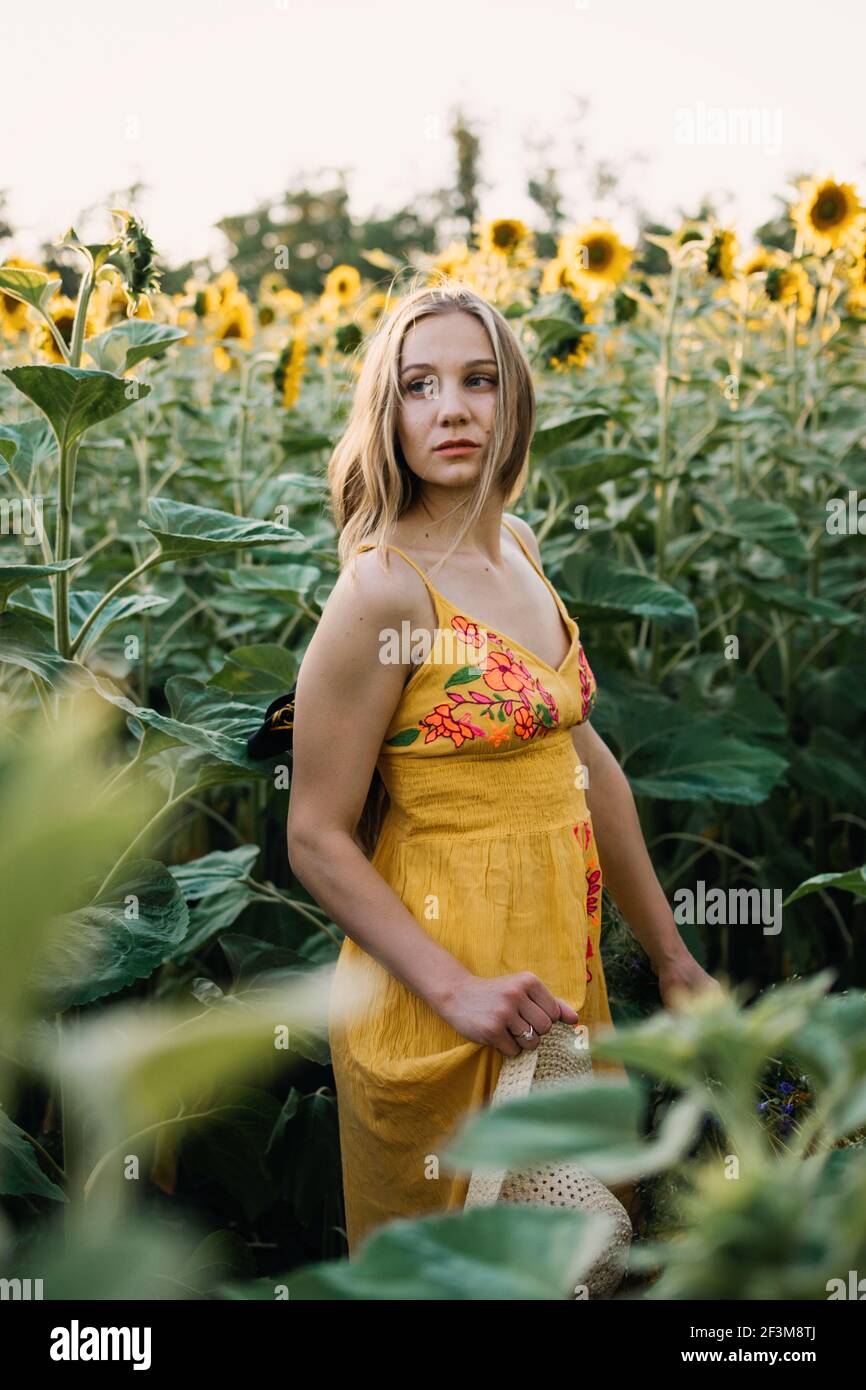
246;685;297;759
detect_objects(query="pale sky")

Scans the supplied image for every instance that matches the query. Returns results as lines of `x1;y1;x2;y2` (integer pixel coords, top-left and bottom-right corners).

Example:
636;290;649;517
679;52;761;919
4;0;865;269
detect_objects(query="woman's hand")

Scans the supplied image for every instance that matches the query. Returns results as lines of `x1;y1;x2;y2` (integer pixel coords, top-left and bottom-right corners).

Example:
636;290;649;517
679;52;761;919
434;970;581;1058
654;949;722;1011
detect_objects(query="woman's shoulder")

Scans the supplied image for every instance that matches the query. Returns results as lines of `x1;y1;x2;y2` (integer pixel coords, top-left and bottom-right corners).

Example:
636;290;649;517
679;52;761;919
503;511;543;565
325;543;429;636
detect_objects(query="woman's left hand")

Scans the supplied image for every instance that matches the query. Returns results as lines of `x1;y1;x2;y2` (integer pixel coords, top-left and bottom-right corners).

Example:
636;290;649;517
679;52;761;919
654;950;722;1010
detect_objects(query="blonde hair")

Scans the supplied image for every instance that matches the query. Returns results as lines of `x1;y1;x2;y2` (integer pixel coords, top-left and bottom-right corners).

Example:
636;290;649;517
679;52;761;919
328;272;536;578
325;271;537;856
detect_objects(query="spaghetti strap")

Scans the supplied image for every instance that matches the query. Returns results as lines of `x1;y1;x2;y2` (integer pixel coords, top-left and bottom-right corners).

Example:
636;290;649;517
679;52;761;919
355;540;446;624
501;518;573;623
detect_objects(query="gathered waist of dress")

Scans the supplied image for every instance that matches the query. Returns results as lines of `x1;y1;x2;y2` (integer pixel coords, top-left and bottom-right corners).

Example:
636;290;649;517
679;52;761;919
374;727;590;841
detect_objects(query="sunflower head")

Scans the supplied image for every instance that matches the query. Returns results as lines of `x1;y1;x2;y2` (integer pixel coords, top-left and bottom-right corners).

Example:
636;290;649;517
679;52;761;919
548;330;595;372
478;218;533;261
765;258;815;321
273;332;306;409
108;207;162;312
323;264;361;306
791;177;865;255
558;220;632;299
706;228;739;280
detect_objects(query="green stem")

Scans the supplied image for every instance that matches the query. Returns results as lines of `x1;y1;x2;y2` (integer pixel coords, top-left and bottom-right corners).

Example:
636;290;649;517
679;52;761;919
93;785;194;899
69;550;162;657
83;1108;229;1203
69;269;94;369
651;260;682;682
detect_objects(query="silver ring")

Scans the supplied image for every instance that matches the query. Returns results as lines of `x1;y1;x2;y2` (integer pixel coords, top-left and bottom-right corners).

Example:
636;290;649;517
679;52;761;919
521;1025;535;1040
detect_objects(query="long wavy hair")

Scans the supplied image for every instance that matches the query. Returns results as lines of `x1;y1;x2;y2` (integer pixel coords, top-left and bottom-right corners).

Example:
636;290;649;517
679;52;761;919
327;272;537;856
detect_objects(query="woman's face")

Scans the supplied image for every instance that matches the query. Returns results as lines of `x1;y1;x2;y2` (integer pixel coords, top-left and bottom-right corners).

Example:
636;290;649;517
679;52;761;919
395;309;497;490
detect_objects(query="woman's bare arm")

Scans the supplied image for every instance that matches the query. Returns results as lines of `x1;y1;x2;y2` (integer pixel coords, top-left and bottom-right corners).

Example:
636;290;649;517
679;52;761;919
286;549;578;1055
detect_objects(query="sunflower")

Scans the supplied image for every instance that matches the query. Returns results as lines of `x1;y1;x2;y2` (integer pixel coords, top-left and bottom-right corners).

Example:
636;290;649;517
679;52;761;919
273;331;306;408
791;177;865;255
706;227;739;280
212;288;255;370
845;245;866;318
557;220;632;301
478;218;534;263
108;207;162;312
548;330;596;372
323;264;361;306
0;256;48;339
183;276;222;320
765;256;815;323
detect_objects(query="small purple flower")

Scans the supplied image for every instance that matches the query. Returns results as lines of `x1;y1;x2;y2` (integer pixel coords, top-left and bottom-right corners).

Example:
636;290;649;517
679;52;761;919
781;1102;794;1114
757;1101;769;1111
779;1081;794;1094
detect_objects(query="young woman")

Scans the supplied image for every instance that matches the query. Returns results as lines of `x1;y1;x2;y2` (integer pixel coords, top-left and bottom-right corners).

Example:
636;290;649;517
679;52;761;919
287;277;717;1255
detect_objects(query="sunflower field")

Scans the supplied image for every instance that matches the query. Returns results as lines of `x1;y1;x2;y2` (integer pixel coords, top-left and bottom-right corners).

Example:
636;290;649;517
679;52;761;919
1;179;865;1301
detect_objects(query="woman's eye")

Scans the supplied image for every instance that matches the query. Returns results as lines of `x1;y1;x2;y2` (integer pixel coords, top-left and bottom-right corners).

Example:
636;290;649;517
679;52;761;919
404;374;496;394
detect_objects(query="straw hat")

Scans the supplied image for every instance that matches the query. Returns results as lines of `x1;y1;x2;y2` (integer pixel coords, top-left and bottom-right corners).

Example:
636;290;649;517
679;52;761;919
463;1019;632;1299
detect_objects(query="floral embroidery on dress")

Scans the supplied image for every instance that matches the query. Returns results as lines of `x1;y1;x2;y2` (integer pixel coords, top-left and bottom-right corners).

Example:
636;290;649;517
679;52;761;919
577;643;598;723
573;817;602;983
388;615;563;748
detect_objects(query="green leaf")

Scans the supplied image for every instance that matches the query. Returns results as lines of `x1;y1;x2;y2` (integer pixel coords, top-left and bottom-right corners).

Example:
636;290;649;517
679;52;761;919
0;418;58;473
627;725;788;803
138;498;302;559
216;563;321;603
85;320;188;373
0;264;61;313
175;1228;257;1293
81;669;267;774
0;364;150;450
740;579;860;628
549;445;652;492
29;859;189;1011
525;290;598;357
446;1084;704;1187
10;586;173;655
790;729;866;806
532;406;609;457
182;1085;284;1224
562;553;699;631
168;845;261;900
445;665;484;686
0;1109;66;1202
284;1204;618;1300
784;864;866;907
208;643;299;697
174;880;260;962
696;496;808;561
36;974;333;1140
0;560;81;611
385;727;421;746
0;611;80;684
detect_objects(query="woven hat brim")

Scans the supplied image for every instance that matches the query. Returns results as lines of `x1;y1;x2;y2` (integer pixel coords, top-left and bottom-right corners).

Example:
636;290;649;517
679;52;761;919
463;1037;542;1209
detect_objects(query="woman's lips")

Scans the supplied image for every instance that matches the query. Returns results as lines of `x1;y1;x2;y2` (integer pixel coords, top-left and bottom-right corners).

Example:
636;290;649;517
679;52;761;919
435;444;479;455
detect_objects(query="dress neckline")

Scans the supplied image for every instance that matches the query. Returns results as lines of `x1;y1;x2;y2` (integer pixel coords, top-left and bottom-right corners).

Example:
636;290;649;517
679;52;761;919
361;520;578;681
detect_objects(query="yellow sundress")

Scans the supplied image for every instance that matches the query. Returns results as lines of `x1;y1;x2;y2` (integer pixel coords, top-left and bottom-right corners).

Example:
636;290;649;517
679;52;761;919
328;519;624;1255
